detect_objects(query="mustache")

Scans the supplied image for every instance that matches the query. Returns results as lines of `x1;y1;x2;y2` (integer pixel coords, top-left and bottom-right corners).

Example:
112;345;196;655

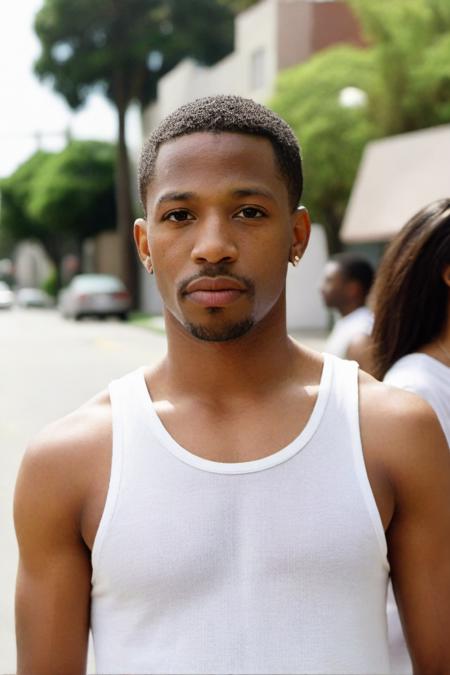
178;264;255;296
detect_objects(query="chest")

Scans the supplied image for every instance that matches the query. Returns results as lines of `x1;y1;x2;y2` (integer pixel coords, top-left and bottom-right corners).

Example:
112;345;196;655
91;459;386;602
152;390;317;463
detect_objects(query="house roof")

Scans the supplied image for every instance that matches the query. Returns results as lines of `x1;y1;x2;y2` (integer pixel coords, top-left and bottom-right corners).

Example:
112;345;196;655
340;124;450;243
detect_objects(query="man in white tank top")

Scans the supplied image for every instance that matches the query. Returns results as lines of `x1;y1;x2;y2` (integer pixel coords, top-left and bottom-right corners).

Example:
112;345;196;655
14;96;450;675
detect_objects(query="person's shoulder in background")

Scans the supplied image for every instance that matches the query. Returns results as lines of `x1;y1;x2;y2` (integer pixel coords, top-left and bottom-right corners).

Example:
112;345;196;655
384;352;450;448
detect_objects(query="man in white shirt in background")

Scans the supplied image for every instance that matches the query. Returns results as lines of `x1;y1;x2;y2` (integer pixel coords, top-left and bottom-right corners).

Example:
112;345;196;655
321;252;374;371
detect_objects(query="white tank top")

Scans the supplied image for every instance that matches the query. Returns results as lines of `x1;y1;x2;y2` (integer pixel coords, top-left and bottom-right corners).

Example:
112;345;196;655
91;354;391;674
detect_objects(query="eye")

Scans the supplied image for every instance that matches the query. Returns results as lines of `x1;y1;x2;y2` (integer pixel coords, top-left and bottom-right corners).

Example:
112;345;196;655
163;209;194;222
235;206;266;219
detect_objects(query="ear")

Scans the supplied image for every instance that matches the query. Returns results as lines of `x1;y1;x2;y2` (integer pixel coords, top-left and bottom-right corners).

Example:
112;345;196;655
134;218;153;274
442;263;450;289
290;206;311;266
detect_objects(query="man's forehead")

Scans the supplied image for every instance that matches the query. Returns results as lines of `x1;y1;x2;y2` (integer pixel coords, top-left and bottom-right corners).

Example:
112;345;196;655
154;130;276;164
147;131;285;201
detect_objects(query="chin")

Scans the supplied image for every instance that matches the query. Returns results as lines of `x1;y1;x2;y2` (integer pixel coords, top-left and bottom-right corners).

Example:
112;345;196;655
185;318;254;342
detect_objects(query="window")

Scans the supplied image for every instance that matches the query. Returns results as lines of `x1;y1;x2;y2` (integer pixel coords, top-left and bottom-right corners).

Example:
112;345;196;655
250;48;266;90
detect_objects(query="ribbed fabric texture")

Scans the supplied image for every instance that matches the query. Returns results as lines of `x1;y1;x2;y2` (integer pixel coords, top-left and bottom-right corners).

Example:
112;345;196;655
385;352;450;447
90;354;390;674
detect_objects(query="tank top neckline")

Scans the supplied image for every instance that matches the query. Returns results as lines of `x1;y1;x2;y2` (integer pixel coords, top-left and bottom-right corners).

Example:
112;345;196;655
137;353;334;475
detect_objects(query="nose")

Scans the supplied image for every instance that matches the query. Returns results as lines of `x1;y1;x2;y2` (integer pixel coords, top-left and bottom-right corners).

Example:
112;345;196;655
191;215;238;265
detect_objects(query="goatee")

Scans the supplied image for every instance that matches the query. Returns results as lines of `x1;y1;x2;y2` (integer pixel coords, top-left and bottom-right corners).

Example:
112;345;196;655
186;318;254;342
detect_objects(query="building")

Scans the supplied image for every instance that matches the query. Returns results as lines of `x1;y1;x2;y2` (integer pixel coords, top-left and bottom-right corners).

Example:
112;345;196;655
143;0;362;131
340;124;450;248
14;241;54;290
137;0;363;329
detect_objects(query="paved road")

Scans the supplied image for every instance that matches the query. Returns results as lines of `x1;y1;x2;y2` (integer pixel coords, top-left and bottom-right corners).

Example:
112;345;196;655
0;307;326;673
0;308;167;673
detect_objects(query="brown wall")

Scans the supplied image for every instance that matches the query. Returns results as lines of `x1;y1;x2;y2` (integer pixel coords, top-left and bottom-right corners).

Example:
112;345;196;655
311;1;364;53
94;231;122;277
277;1;313;71
277;1;364;75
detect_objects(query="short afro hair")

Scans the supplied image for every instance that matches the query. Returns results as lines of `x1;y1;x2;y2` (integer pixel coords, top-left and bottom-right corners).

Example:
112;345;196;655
331;252;374;296
138;95;303;213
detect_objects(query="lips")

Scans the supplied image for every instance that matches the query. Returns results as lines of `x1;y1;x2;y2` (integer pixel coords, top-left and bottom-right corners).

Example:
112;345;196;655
185;277;246;293
183;276;247;307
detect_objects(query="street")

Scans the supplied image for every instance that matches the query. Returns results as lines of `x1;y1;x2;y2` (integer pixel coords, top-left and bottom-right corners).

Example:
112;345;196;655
0;307;167;673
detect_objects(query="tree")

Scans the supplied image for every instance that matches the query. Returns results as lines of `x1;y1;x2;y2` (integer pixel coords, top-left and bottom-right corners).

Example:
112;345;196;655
348;0;450;135
0;141;116;275
271;0;450;251
221;0;259;12
270;45;379;253
33;0;238;302
0;152;52;243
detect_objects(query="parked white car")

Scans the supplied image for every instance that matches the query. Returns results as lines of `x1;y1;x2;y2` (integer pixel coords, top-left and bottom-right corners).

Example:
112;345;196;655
59;274;131;321
0;281;14;309
16;288;54;308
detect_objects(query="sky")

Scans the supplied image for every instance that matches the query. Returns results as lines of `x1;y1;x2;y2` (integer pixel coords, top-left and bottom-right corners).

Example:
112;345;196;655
0;0;133;179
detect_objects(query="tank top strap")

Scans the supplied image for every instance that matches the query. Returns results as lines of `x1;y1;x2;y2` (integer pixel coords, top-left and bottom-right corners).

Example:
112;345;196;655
327;354;388;567
91;368;145;576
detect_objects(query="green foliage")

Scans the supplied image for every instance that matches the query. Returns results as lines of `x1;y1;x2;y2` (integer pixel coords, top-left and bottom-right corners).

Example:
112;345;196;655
407;33;450;126
41;267;58;297
270;46;379;251
348;0;450;133
0;152;52;242
220;0;259;13
0;230;15;259
29;140;116;240
0;141;115;255
34;0;236;109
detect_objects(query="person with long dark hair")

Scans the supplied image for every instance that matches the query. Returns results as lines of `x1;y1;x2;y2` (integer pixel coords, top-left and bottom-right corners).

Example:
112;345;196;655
372;198;450;674
372;198;450;446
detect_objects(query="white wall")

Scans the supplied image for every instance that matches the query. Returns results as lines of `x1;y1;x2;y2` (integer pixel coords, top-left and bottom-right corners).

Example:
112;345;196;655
14;241;54;289
286;224;329;330
140;264;163;315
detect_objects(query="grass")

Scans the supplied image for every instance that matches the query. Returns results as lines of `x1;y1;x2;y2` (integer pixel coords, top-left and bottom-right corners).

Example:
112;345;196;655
129;312;166;334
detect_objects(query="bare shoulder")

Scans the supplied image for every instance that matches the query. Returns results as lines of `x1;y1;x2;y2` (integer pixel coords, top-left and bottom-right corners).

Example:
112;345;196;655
15;390;112;539
21;388;111;485
14;393;112;673
358;370;449;484
345;334;374;374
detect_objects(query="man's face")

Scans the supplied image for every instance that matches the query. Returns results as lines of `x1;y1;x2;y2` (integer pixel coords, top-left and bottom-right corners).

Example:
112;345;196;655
320;261;347;310
135;131;309;341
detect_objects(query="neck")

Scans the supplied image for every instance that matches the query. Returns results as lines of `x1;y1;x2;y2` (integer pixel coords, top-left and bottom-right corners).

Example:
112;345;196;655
437;312;450;361
423;310;450;365
160;296;299;401
339;300;365;317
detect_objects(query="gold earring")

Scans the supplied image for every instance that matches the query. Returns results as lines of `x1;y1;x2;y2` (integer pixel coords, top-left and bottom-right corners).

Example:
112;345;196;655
145;257;153;274
292;254;300;267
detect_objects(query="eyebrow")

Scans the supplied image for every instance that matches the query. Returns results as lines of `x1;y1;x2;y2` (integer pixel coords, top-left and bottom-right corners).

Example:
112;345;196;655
231;187;276;201
156;187;276;206
156;191;196;205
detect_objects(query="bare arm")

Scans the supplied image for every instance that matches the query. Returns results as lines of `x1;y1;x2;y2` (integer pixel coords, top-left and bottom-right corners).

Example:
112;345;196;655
345;333;375;375
14;431;91;675
362;382;450;674
14;396;111;675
